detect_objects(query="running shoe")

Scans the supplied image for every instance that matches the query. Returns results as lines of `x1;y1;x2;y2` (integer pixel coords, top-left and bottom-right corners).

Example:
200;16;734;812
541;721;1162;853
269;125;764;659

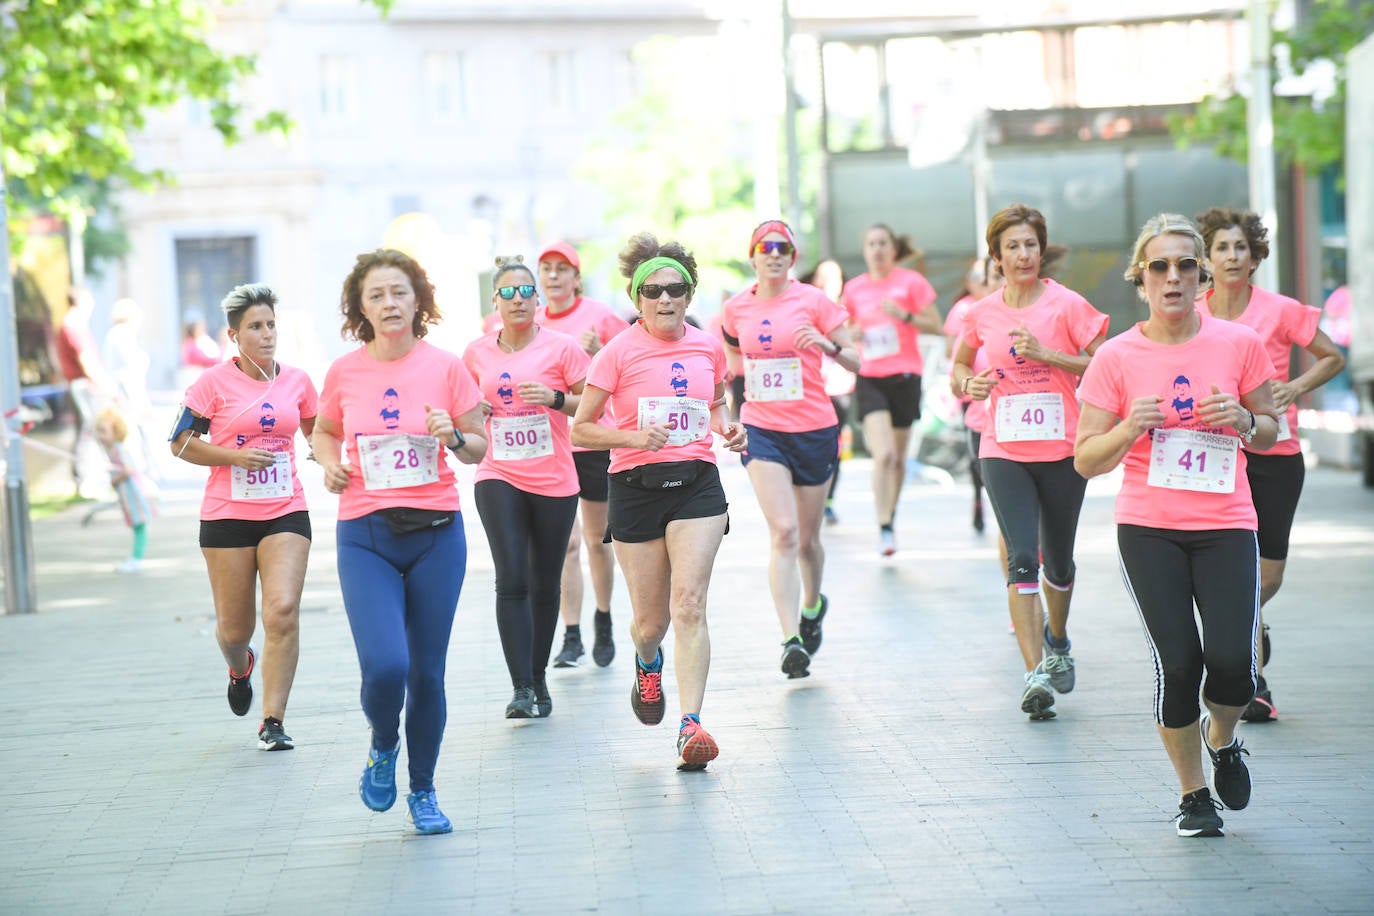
114;558;143;574
592;611;615;667
1041;629;1076;694
631;653;665;725
360;739;401;812
406;790;453;835
1241;676;1278;723
676;720;719;771
1261;623;1271;667
1175;787;1224;838
1201;715;1251;810
226;645;256;717
506;686;538;719
799;594;829;656
879;527;896;557
824;504;839;526
257;717;293;751
533;675;551;719
553;630;585;668
1020;667;1056;720
780;636;811;679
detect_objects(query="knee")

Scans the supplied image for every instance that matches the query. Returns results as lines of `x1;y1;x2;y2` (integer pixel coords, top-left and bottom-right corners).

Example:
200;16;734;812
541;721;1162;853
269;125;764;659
260;598;300;635
363;658;408;697
770;521;801;555
565;534;581;561
671;588;708;628
407;665;445;700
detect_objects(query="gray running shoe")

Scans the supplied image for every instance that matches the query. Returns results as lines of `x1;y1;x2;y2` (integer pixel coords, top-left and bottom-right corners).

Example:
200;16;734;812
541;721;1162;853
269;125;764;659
780;636;811;679
553;630;584;668
1041;630;1076;694
1020;667;1056;720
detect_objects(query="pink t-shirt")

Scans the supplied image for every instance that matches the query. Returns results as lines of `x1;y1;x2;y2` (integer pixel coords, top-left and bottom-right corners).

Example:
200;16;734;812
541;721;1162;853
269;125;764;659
462;328;589;497
1197;286;1319;458
481;311;502;335
721;280;849;433
317;340;482;521
1077;315;1275;531
962;280;1109;462
585;322;728;474
183;359;317;521
840;266;937;378
945;295;990;434
538;296;628;450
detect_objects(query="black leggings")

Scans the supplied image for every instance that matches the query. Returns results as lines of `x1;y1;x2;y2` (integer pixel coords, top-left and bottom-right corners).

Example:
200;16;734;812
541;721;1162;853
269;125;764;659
1245;451;1306;560
1117;525;1259;728
474;480;578;687
980;456;1085;592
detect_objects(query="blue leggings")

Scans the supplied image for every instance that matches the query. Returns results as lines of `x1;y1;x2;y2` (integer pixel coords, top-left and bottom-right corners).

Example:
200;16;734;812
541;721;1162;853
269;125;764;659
337;511;467;793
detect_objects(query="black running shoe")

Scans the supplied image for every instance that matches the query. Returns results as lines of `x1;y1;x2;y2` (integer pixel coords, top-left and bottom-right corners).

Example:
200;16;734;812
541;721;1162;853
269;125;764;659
533;675;551;719
592;611;615;667
1241;676;1278;723
553;630;584;668
257;717;293;751
798;595;828;656
506;686;538;719
631;654;665;725
1175;787;1224;837
227;645;256;717
1201;715;1251;810
780;636;811;679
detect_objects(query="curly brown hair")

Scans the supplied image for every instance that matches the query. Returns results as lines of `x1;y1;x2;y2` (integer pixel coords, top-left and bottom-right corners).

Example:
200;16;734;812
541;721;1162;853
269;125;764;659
339;249;441;342
617;232;699;306
1195;207;1269;268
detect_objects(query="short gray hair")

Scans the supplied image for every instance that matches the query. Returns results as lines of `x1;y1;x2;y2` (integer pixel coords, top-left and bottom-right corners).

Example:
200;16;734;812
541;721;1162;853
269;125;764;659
220;283;278;328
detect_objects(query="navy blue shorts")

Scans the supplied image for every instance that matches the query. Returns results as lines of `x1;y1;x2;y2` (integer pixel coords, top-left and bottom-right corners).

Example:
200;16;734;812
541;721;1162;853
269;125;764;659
740;424;839;487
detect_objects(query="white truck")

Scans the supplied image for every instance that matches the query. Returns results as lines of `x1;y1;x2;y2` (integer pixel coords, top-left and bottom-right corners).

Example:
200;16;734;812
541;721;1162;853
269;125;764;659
1348;34;1374;486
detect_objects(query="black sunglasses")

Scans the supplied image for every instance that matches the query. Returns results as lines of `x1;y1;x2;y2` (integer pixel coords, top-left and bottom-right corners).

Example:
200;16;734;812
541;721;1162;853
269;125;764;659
639;282;691;300
496;284;537;300
1140;257;1200;276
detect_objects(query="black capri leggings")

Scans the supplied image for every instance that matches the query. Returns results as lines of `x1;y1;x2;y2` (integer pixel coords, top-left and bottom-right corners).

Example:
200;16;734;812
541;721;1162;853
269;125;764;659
474;480;578;687
980;456;1086;592
1117;525;1259;728
1245;451;1306;560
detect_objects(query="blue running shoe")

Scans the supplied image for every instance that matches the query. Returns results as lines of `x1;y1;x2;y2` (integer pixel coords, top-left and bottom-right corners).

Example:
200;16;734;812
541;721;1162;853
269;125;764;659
360;739;400;812
406;790;453;835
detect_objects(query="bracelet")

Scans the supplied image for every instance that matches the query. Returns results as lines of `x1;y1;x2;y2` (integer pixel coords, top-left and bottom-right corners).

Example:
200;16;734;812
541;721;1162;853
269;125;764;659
827;339;842;357
552;390;566;411
960;376;970;395
448;429;466;453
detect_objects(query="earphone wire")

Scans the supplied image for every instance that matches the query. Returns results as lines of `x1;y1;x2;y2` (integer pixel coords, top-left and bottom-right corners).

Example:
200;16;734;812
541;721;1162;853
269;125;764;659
177;342;278;458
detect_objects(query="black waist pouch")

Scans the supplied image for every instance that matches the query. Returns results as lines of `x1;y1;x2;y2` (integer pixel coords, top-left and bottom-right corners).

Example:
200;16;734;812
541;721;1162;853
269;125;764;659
379;507;455;535
621;460;702;491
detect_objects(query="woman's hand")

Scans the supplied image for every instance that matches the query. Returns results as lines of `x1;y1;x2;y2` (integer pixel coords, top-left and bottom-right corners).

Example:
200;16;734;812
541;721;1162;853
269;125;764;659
637;424;670;451
716;420;747;452
1198;385;1245;431
424;404;457;446
793;322;830;352
1009;325;1050;363
879;299;907;322
1269;379;1300;411
963;367;997;401
322;463;354;494
234;448;276;471
1125;395;1167;437
517;381;556;407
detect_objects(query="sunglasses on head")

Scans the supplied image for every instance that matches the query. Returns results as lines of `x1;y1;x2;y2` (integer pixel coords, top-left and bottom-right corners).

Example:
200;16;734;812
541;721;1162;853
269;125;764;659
1140;257;1200;276
753;240;795;257
639;282;691;300
496;284;537;300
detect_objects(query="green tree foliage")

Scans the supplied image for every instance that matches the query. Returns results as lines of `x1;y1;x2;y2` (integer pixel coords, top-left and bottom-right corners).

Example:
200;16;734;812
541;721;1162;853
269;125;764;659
1170;0;1374;175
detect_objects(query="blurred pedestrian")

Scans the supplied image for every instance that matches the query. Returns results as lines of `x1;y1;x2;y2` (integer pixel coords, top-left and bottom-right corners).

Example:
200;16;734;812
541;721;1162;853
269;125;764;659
54;285;109;497
95;405;157;573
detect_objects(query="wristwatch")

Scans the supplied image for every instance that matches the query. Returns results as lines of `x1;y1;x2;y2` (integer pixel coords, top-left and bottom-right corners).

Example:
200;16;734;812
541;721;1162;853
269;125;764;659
448;429;466;453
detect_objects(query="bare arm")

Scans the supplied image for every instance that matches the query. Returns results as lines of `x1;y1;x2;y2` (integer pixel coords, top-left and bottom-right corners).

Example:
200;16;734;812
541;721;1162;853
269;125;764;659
1010;328;1106;377
571;385;666;451
1272;329;1346;411
1074;398;1162;479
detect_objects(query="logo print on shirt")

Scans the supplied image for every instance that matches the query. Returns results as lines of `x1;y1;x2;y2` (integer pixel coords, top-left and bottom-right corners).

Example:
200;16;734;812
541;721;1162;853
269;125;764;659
758;319;774;352
380;388;401;429
1008;337;1026;365
258;402;277;433
1170;375;1196;422
670;362;689;397
497;372;515;406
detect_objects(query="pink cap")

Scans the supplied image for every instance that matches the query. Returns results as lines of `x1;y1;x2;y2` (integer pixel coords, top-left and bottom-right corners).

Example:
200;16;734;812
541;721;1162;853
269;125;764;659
538;242;580;271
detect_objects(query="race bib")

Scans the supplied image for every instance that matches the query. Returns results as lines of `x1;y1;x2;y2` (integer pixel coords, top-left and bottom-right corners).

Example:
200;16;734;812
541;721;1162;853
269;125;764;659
357;433;441;490
638;396;710;447
231;451;292;500
744;356;803;402
1148;428;1238;493
490;411;554;461
995;392;1065;443
861;324;900;360
1276;413;1291;443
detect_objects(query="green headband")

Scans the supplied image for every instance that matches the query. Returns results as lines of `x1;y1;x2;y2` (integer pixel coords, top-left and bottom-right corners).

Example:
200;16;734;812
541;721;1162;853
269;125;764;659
630;257;693;302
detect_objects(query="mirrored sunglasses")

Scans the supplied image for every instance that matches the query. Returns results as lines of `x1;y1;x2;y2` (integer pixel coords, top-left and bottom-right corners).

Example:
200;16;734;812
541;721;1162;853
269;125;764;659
496;284;537;300
753;240;795;257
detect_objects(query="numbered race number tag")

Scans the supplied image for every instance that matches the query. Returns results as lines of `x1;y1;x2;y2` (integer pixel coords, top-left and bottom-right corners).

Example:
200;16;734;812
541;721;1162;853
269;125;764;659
638;397;710;447
490;411;554;461
995;392;1065;443
231;451;292;500
744;356;803;402
1148;428;1238;493
861;324;900;360
1275;412;1292;443
357;433;441;490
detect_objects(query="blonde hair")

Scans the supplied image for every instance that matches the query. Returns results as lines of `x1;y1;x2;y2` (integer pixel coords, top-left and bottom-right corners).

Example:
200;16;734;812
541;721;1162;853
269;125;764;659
492;255;536;289
97;406;128;442
1124;214;1207;298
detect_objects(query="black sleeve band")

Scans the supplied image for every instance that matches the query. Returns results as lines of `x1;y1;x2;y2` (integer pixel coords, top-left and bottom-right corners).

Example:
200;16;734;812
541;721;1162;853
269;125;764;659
722;330;740;347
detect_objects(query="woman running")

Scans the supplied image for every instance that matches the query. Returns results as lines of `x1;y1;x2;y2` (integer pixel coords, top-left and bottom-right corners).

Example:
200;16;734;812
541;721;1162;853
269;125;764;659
571;232;747;771
950;205;1108;721
170;284;316;752
1076;213;1278;837
464;256;589;718
1194;207;1346;722
944;255;1004;534
314;249;488;835
839;224;941;555
536;241;627;670
721;221;858;678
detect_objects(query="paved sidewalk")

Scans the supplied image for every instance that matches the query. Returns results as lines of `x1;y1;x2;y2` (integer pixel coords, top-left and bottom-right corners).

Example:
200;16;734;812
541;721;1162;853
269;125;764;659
3;455;1372;915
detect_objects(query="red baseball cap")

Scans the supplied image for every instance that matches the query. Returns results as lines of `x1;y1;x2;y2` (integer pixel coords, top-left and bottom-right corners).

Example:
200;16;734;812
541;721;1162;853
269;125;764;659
538;242;580;272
